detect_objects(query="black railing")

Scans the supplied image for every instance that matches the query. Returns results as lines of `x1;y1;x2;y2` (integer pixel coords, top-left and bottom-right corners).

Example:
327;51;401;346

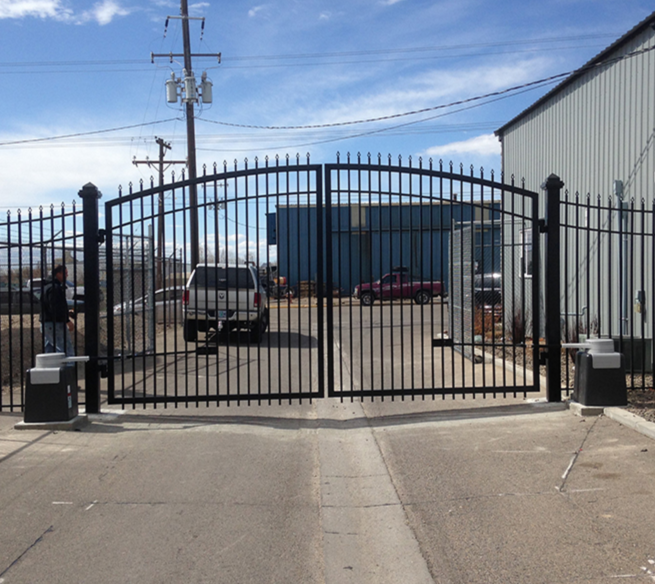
1;158;651;411
560;189;654;393
0;203;85;411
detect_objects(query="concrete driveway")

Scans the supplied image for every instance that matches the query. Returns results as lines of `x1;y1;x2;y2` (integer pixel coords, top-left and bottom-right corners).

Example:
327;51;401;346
2;395;655;583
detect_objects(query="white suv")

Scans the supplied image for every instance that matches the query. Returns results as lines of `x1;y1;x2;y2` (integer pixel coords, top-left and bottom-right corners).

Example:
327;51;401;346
182;264;269;343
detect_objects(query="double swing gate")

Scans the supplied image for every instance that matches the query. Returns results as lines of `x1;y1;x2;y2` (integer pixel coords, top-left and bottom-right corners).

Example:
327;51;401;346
104;155;544;407
6;154;655;413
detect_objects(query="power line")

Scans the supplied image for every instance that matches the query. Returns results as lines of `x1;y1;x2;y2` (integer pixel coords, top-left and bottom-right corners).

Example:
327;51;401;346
3;43;652;152
223;34;620;62
197;75;568;132
0;33;618;69
197;43;655;133
0;118;181;148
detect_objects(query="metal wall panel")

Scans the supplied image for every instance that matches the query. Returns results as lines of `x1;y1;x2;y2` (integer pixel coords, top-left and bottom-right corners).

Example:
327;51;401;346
501;27;655;202
500;25;655;346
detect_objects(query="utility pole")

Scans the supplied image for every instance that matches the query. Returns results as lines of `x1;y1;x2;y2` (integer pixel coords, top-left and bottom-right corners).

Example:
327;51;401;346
133;137;186;289
151;0;220;270
180;0;199;270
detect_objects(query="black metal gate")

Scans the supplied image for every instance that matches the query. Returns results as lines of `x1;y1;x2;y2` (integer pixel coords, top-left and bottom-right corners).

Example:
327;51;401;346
103;154;542;407
105;157;325;406
324;155;541;400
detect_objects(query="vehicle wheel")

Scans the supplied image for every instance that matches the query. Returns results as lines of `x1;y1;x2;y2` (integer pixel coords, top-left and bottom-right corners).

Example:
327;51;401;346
360;292;375;306
414;290;432;305
250;310;268;343
183;319;198;342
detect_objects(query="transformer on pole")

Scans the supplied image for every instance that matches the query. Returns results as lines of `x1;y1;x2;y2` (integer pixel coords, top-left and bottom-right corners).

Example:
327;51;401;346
151;0;220;270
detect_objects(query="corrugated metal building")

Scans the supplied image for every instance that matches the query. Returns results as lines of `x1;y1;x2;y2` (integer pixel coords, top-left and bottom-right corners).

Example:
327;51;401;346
496;10;655;200
495;11;655;367
273;202;501;294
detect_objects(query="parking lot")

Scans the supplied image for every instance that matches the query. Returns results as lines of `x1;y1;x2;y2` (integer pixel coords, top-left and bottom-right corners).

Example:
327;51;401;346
106;298;536;406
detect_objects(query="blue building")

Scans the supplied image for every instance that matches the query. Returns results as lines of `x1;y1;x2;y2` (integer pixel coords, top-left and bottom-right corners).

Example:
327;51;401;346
271;201;500;294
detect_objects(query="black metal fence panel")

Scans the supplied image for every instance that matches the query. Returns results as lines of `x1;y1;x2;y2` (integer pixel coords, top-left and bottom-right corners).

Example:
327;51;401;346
560;191;655;393
0;203;85;412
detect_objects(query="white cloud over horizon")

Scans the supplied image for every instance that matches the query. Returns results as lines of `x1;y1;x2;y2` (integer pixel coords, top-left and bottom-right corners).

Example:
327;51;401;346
424;134;501;158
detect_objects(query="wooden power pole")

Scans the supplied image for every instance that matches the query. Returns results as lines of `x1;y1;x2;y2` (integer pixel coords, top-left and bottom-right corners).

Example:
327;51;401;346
133;137;186;289
151;1;220;271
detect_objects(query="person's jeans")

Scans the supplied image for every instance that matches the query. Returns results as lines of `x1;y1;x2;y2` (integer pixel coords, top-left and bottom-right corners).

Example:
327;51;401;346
41;322;75;356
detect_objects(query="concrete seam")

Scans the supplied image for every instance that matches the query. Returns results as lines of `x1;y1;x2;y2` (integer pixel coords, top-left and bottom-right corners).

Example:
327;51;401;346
557;415;600;493
368;424;436;583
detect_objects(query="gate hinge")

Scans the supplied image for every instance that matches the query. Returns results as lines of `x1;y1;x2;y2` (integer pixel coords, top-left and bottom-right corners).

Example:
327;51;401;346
538;219;548;233
98;229;106;245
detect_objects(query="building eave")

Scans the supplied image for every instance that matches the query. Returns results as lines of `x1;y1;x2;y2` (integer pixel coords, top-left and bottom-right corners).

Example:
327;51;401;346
495;9;655;138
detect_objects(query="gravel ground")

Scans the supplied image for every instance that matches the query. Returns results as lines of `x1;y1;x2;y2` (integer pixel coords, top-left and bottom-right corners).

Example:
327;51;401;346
625;390;655;423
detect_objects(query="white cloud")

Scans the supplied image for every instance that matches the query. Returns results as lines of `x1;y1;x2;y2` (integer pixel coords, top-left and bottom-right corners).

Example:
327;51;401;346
189;2;209;16
288;58;551;130
80;1;130;25
248;5;264;17
0;0;130;24
380;0;405;5
424;134;501;157
0;135;146;208
0;0;73;20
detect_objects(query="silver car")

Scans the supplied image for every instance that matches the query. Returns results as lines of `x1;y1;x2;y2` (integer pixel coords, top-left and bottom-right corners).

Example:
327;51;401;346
113;286;185;323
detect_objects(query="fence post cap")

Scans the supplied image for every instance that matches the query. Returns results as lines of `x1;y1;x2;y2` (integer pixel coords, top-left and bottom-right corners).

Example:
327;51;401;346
78;183;102;199
541;174;565;190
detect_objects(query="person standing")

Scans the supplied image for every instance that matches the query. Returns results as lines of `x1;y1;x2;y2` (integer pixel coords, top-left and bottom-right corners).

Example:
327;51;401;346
40;265;75;356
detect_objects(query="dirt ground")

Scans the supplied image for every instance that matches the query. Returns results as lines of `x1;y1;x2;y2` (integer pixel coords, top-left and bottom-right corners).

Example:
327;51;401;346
625;390;655;422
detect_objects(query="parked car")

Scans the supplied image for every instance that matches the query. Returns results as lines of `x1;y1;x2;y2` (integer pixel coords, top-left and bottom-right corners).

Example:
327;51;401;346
182;264;269;343
0;289;41;315
25;278;86;312
474;273;502;306
113;286;185;323
353;271;445;306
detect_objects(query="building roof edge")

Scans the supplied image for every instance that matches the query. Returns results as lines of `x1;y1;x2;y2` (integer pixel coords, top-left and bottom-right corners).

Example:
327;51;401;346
495;10;655;137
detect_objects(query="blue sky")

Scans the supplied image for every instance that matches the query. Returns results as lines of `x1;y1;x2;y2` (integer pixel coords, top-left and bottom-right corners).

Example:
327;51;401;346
0;0;652;208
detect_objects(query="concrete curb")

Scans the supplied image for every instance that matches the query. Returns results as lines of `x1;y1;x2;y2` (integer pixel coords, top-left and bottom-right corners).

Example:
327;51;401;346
14;414;89;432
568;400;655;441
604;407;655;441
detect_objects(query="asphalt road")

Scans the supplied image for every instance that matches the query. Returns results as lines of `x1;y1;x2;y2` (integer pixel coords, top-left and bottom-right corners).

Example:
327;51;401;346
3;398;655;583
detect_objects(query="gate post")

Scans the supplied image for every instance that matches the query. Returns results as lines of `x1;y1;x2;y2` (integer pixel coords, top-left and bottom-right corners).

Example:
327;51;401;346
542;174;564;402
79;183;102;414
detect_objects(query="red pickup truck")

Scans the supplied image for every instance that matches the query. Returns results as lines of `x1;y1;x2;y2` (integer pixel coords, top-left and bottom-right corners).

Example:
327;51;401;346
353;272;445;306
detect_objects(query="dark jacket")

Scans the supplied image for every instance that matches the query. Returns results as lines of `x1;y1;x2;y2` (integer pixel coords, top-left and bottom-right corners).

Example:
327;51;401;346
40;278;69;323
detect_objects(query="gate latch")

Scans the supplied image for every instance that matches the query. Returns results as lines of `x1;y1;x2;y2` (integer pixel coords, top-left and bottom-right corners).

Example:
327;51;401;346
98;229;106;245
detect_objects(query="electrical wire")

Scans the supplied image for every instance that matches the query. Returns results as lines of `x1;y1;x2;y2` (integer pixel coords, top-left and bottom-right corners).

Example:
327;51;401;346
196;43;655;133
3;43;653;152
197;81;555;152
0;118;182;148
0;33;618;70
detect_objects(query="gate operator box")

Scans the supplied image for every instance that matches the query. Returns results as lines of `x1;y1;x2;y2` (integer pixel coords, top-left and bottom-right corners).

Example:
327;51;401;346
564;339;627;407
24;353;88;423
